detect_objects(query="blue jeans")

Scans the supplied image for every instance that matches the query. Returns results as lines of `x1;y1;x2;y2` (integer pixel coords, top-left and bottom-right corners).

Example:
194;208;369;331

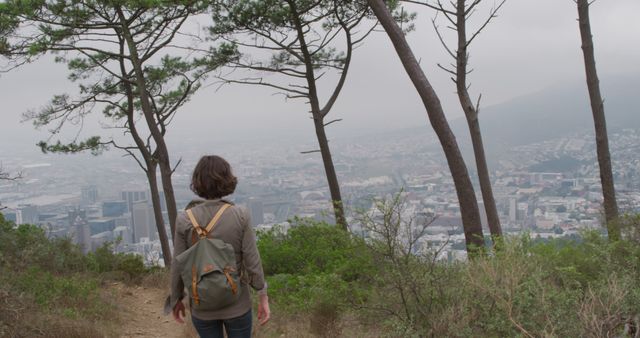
191;310;252;338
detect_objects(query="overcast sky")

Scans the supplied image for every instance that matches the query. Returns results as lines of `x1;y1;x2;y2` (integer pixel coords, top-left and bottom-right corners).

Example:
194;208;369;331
1;0;639;156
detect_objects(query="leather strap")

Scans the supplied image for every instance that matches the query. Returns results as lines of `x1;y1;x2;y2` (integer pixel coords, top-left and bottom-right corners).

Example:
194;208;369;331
186;209;204;238
203;204;231;235
223;267;238;295
186;203;231;240
192;264;199;305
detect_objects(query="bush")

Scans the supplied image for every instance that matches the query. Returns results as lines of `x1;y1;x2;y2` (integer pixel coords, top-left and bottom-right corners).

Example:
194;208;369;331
13;266;103;316
364;232;640;337
257;218;374;281
342;194;640;336
257;219;374;335
0;213;149;337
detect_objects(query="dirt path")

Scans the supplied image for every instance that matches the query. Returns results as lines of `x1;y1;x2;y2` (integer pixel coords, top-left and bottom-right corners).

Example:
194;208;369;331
112;282;194;338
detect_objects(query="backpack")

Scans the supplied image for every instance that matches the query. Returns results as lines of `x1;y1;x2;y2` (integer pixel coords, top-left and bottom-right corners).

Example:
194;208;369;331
175;203;242;311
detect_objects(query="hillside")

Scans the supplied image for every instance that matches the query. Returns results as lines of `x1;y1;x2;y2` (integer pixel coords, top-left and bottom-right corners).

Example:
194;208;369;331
332;73;640;168
451;73;640;151
2;208;640;337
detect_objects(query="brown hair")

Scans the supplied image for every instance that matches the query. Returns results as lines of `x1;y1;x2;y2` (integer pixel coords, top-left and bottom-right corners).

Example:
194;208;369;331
190;155;238;199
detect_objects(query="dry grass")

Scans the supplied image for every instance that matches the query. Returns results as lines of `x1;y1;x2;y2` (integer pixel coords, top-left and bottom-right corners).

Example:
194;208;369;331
578;277;630;338
0;287;120;338
140;269;171;289
177;311;380;338
255;311;381;338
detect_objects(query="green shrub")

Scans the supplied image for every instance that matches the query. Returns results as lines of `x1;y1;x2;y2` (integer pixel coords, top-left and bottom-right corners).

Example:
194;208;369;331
356;232;640;337
87;242;148;282
257;218;374;281
11;266;105;318
258;219;375;334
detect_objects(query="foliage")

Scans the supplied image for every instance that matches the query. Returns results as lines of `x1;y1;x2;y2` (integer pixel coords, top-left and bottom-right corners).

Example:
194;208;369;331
0;213;149;308
87;241;148;281
257;218;374;335
257;206;640;336
258;218;373;279
14;266;102;315
0;0;238;153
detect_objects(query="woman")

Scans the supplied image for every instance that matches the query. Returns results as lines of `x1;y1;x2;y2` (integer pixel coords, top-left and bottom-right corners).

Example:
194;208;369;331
169;155;270;338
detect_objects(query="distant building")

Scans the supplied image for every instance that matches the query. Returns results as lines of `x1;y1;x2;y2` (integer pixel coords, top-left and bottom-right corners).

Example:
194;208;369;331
16;204;38;225
248;198;265;226
113;226;132;245
132;200;155;243
508;198;517;223
114;214;131;229
88;218;116;235
102;200;127;217
70;209;91;253
91;231;113;251
2;211;17;223
121;190;150;242
81;185;99;205
121;190;148;213
517;202;529;221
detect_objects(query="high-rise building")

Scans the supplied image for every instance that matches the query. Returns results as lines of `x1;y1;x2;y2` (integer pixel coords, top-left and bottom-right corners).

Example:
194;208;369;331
81;185;99;205
2;211;17;223
69;209;91;253
508;198;517;224
121;190;148;212
88;218;116;235
91;231;113;251
113;226;132;245
132;200;155;243
121;190;149;242
102;201;128;217
248;198;265;226
16;204;38;225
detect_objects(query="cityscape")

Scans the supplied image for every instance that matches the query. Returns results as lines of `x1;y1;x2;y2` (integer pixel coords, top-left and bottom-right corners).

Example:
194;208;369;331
1;124;639;264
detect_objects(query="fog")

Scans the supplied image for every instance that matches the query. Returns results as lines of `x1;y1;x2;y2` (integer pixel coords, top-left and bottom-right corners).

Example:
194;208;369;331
1;0;639;155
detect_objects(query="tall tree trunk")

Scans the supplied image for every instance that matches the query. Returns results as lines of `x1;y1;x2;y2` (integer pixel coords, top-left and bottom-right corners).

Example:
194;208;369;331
157;157;178;237
117;34;172;268
466;119;502;239
146;162;172;267
455;0;502;241
577;0;620;241
289;1;348;230
313;115;348;229
367;0;484;253
116;8;178;237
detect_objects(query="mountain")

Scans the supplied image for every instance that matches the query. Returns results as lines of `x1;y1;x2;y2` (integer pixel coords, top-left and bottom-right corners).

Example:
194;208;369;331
451;73;640;151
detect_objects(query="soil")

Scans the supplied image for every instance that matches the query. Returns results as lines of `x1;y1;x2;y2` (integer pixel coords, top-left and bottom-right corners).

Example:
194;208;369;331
111;282;192;338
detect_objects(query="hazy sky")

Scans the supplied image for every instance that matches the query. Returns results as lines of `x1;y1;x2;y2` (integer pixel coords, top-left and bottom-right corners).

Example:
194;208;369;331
1;0;639;156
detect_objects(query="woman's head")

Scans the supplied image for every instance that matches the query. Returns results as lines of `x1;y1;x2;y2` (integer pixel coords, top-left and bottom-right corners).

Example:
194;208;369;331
190;155;237;199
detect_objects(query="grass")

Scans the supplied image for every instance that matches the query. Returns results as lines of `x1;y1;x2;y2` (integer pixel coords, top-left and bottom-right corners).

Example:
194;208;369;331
0;214;152;337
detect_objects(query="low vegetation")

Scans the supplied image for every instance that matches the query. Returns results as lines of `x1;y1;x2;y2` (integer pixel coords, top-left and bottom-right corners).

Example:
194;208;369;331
2;207;639;337
258;209;640;337
0;214;150;337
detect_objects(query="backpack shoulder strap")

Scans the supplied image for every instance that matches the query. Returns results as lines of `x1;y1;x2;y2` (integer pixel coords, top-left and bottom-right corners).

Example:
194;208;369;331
203;203;231;236
186;209;205;238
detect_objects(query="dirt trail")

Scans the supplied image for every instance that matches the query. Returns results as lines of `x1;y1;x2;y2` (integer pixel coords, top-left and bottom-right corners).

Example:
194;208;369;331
112;282;193;338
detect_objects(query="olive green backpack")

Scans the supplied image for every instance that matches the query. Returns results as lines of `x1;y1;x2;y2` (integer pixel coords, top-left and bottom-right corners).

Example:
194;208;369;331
175;204;242;311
